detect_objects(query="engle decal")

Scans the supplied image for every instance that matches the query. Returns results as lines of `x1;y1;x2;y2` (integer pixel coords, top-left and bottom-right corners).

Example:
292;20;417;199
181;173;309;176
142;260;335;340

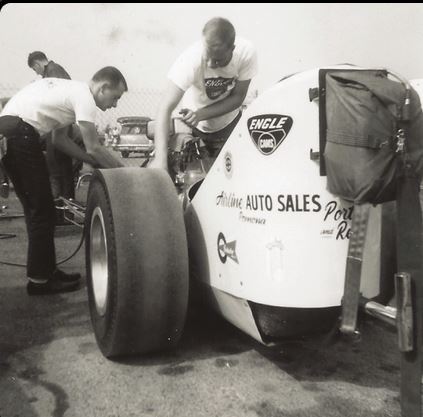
247;114;293;155
204;77;234;100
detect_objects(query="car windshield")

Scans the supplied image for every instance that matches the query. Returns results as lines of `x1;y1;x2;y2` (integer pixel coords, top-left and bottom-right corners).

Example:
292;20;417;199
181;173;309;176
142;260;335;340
121;125;146;135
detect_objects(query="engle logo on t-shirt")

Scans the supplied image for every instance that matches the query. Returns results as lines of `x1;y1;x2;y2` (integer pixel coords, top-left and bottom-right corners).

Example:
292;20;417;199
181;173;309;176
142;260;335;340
204;77;234;100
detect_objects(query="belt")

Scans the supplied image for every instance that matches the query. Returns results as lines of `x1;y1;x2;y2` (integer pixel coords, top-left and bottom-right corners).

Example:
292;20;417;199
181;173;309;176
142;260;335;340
0;116;39;159
0;115;38;138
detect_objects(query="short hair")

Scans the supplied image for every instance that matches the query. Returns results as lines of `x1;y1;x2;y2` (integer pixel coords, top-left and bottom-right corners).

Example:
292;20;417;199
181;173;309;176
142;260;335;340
202;17;236;47
28;51;48;67
92;66;128;91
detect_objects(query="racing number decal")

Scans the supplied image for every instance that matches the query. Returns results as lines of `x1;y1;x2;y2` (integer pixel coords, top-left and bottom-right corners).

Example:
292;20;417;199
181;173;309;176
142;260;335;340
247;114;293;155
217;232;239;264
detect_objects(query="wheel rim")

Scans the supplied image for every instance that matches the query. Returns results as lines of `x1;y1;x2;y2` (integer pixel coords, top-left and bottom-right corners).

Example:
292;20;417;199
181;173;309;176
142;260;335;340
90;207;109;316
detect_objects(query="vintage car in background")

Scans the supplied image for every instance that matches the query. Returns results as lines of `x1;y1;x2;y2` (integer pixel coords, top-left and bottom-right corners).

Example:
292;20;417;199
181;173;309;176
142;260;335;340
111;116;154;158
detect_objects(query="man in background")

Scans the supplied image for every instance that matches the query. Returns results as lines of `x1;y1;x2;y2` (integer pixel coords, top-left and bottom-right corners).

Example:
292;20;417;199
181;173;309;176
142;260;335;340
28;51;70;79
28;51;79;221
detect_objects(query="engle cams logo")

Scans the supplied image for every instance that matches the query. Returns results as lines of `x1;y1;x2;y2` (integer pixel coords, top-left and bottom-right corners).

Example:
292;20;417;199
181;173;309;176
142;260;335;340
247;114;293;155
204;77;234;100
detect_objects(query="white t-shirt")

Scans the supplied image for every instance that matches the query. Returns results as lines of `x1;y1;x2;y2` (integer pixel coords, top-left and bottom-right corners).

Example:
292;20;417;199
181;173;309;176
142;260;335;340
1;78;97;136
168;37;258;133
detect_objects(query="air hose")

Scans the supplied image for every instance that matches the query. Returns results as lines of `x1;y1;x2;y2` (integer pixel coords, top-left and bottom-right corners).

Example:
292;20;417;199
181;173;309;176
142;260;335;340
0;225;86;268
0;196;87;268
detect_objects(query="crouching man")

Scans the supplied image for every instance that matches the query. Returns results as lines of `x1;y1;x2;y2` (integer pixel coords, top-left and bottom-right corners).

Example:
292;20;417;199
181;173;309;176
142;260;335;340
0;67;127;295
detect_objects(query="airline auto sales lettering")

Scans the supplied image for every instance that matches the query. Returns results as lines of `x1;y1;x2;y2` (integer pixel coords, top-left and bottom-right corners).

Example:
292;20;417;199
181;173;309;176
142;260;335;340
215;191;352;239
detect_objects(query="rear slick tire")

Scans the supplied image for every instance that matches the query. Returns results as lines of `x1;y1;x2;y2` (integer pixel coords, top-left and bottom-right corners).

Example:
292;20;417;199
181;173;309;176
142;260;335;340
85;168;189;358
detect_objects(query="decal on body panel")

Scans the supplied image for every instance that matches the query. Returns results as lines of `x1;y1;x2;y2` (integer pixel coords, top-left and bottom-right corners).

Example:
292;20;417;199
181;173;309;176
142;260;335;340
217;232;239;264
224;151;233;179
247;114;293;155
266;239;284;282
215;191;353;239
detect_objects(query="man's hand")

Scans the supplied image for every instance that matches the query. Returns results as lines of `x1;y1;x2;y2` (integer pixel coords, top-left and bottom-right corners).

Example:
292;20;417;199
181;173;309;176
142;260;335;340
85;154;102;169
81;161;96;174
78;121;125;168
180;108;199;127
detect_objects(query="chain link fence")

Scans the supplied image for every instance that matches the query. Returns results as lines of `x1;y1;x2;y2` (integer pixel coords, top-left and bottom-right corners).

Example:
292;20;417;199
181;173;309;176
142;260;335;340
0;83;164;134
95;88;164;133
0;83;19;109
0;82;259;134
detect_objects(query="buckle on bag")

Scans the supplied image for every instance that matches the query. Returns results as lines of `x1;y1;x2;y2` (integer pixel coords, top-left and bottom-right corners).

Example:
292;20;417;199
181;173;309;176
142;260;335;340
396;129;405;153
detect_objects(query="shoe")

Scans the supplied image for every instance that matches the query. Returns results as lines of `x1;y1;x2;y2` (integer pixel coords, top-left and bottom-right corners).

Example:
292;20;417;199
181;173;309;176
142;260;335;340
53;269;81;283
27;279;80;296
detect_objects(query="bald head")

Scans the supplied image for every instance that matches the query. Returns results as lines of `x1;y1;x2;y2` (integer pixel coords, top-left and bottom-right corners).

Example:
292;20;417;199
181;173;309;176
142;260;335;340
202;17;235;48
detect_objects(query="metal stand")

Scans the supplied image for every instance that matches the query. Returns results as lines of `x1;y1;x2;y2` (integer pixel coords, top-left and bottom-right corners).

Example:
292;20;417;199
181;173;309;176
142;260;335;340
340;172;422;416
55;197;86;228
396;172;422;417
0;233;16;239
340;203;371;336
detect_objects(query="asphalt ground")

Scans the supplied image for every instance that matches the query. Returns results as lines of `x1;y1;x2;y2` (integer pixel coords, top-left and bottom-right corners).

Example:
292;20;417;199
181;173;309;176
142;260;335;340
0;156;407;417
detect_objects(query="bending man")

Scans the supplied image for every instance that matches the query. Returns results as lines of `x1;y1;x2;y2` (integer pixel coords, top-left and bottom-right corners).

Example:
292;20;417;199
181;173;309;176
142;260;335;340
150;17;258;171
0;67;127;295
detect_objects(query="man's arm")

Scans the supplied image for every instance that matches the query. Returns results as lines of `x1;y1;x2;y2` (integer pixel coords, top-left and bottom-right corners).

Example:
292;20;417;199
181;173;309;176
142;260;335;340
181;79;251;127
149;80;185;170
52;127;96;165
52;123;125;169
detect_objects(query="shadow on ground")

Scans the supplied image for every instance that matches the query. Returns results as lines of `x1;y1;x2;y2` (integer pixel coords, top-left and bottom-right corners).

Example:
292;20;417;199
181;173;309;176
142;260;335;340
0;191;403;417
0;194;91;417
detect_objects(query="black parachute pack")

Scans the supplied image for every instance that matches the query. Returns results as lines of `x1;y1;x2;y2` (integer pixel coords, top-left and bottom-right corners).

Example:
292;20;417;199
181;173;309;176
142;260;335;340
323;70;423;204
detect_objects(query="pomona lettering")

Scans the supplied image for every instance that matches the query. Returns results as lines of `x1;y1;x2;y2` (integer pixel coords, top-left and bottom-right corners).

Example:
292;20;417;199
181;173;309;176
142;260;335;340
239;211;266;225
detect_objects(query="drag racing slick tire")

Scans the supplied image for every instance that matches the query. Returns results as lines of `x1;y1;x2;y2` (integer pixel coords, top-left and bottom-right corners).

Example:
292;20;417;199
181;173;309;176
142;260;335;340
85;168;189;358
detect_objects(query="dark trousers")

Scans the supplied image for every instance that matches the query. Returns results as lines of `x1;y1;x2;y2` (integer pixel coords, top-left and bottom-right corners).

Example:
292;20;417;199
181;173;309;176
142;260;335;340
0;116;56;278
193;111;242;158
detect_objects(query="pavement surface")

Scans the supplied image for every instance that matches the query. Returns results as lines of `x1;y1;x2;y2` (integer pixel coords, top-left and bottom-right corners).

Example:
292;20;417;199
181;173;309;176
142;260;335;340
0;157;408;417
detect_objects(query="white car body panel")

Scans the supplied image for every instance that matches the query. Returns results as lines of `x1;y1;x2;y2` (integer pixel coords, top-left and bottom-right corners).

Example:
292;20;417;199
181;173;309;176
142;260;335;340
185;67;381;340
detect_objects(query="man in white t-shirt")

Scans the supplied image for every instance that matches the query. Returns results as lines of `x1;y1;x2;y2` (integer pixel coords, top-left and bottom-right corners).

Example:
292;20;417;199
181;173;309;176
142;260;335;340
0;66;127;295
150;17;258;171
